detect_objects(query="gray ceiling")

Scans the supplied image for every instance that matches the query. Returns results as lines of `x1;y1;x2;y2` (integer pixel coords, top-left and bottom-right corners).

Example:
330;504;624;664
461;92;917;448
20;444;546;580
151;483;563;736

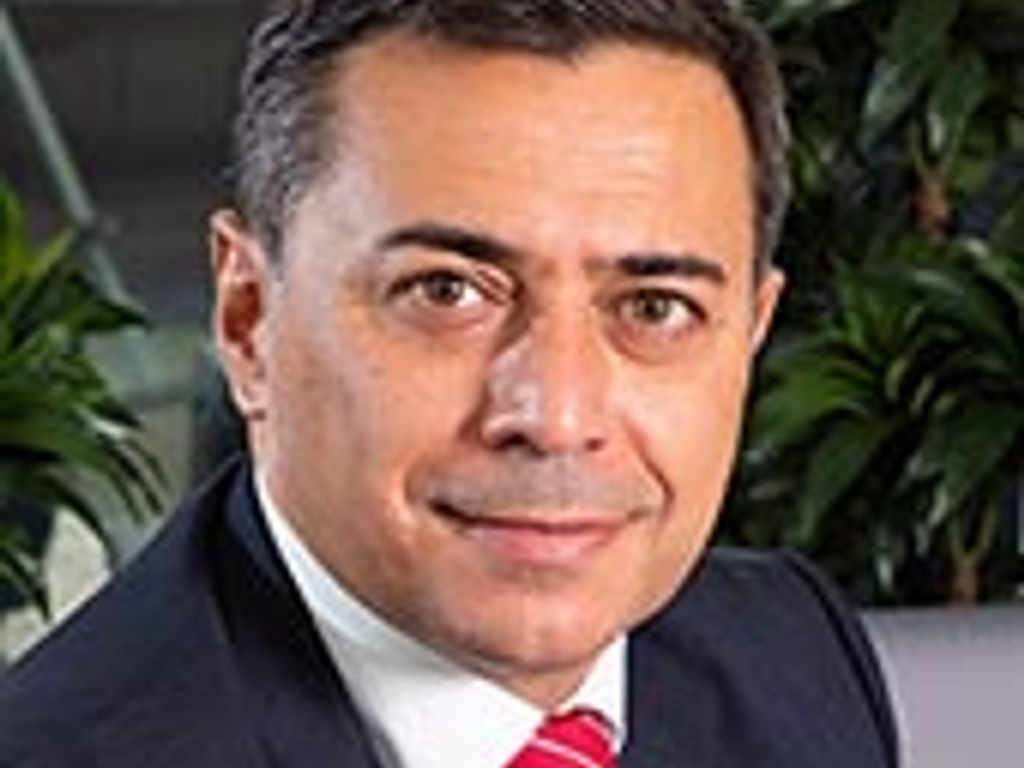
2;1;262;323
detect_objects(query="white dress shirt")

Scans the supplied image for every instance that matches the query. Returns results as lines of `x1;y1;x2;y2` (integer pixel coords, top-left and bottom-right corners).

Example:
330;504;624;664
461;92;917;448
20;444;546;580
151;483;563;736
256;475;627;768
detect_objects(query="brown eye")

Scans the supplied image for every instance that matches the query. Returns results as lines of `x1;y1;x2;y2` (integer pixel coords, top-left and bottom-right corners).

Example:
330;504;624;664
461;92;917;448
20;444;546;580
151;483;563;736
387;267;505;335
628;291;683;325
392;269;485;310
609;287;706;362
619;289;700;330
417;271;475;307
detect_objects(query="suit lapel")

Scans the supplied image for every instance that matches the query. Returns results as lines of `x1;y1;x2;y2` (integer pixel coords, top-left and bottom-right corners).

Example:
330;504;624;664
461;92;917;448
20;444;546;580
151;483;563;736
215;467;384;768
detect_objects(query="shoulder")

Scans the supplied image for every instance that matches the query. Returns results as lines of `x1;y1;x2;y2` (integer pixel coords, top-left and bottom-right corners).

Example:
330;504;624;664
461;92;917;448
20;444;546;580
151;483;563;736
0;460;254;767
646;547;894;707
627;547;900;767
663;547;871;638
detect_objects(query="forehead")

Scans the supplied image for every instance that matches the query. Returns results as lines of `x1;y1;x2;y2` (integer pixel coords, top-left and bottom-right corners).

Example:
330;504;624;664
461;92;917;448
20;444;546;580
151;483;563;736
302;34;755;275
333;33;746;158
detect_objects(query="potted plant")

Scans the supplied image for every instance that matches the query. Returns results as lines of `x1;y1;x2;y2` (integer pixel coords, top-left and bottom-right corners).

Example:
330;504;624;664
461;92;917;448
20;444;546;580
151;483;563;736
0;180;161;614
722;0;1023;605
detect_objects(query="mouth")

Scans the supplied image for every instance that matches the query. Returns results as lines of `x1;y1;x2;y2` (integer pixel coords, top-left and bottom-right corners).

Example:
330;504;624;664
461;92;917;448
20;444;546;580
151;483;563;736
430;500;631;568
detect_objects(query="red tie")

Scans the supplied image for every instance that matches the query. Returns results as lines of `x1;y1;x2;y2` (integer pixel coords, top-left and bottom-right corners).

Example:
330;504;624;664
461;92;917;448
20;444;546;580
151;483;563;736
504;709;617;768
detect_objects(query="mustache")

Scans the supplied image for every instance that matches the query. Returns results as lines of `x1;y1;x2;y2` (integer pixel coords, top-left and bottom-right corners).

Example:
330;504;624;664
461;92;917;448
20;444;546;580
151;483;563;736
416;455;664;521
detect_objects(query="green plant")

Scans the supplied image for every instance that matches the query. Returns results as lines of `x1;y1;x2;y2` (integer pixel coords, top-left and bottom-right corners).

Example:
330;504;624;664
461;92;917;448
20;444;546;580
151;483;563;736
0;181;162;613
733;243;1022;604
722;0;1023;604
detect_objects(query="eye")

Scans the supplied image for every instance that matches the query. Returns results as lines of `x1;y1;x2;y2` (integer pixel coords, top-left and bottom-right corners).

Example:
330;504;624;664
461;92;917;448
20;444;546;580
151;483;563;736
609;287;706;357
387;268;507;332
626;290;689;324
409;271;480;308
619;288;702;328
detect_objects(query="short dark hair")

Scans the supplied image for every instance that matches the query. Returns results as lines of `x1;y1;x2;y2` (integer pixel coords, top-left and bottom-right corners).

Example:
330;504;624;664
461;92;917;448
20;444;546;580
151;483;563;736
231;0;789;272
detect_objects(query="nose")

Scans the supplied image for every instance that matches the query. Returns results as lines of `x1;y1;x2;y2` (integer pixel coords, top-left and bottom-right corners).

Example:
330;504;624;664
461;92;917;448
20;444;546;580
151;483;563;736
480;311;611;456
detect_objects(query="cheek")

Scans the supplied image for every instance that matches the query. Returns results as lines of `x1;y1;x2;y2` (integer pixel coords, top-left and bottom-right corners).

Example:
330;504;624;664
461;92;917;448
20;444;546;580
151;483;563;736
284;330;482;502
602;365;751;626
628;351;752;513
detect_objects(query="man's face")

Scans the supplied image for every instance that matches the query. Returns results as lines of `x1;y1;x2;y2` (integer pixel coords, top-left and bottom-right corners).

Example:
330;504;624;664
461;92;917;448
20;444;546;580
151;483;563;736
213;35;781;707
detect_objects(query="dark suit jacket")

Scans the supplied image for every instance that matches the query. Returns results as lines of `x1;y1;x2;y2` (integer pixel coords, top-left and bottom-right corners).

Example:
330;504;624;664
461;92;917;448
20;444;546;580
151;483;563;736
0;460;899;767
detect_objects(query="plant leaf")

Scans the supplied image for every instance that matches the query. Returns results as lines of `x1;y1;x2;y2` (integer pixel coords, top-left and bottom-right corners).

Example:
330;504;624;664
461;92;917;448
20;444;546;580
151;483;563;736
762;0;866;31
861;0;961;147
795;416;893;544
916;398;1024;522
927;49;990;167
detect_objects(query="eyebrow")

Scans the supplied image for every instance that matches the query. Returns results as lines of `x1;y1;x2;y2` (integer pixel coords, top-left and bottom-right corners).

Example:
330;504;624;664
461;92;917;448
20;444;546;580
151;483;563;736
617;253;726;285
377;220;727;285
378;222;518;266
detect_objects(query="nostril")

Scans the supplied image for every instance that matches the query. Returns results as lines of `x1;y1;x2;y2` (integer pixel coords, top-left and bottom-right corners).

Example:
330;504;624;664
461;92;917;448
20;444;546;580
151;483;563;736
480;412;607;458
492;432;549;458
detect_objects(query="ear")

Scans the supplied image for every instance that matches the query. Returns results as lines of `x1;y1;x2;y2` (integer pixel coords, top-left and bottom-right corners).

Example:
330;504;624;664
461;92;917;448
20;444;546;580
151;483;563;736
209;210;274;422
751;266;785;352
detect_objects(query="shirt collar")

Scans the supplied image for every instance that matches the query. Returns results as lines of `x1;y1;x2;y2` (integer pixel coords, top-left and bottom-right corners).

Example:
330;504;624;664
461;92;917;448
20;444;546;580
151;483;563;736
255;472;627;768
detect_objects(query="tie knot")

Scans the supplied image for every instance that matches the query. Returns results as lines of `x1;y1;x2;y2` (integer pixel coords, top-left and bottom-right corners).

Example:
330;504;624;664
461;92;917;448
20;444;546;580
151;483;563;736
505;708;616;768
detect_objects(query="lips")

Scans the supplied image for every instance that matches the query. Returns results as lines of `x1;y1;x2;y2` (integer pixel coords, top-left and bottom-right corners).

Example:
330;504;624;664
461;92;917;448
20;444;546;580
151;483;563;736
413;454;663;567
430;499;632;568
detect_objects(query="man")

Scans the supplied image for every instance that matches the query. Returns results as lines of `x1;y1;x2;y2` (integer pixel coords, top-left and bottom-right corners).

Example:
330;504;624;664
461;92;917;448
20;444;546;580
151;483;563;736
0;1;899;766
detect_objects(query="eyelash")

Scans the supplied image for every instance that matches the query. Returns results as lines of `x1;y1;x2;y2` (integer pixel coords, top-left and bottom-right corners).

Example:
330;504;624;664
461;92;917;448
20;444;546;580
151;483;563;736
386;268;511;334
392;270;482;307
613;287;706;328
